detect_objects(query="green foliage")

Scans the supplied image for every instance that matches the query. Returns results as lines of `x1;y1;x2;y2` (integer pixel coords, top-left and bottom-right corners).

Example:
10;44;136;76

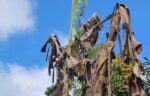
45;86;53;96
111;62;125;93
142;57;150;93
69;78;82;96
69;0;87;36
68;0;88;52
143;57;150;76
111;56;127;95
86;44;100;61
111;55;133;95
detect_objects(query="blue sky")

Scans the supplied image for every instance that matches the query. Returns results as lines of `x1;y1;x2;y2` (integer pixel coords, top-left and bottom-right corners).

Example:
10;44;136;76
0;0;150;96
0;0;150;68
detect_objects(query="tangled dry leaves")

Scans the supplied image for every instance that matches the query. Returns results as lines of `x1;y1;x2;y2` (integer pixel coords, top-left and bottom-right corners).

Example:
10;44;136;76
41;3;147;96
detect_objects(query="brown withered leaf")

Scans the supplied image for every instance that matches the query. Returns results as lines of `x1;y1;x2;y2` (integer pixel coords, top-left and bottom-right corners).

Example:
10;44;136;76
80;13;102;51
41;34;67;83
118;4;130;26
41;3;148;96
48;35;63;75
67;55;79;69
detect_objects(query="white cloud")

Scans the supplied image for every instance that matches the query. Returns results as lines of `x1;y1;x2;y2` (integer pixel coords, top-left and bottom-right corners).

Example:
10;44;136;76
0;0;35;41
0;61;52;96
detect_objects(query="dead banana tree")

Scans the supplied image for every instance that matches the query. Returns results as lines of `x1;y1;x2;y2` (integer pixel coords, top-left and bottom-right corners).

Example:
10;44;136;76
42;3;147;96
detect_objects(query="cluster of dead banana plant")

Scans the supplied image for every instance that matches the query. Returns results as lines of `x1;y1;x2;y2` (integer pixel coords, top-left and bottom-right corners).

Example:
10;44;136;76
41;3;147;96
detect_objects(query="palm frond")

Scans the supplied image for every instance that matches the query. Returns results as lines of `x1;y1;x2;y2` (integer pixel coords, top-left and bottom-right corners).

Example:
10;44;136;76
68;0;88;52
